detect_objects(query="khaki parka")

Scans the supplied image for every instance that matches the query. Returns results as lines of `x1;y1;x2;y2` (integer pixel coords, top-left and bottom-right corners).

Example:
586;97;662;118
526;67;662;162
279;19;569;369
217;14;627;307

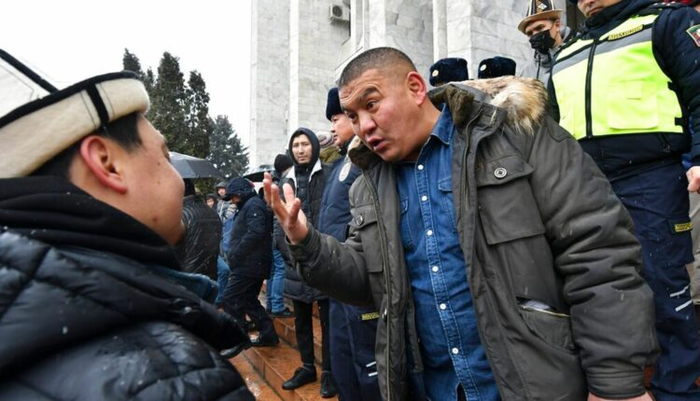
289;77;658;400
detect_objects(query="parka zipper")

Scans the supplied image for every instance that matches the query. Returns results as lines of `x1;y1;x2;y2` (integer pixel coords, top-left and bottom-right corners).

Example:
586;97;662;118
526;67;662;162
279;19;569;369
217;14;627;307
584;39;599;139
362;170;393;401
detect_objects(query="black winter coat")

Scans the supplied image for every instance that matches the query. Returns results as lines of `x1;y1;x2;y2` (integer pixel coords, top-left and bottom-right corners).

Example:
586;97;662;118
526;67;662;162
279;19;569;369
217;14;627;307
227;191;273;278
0;177;253;400
176;194;222;280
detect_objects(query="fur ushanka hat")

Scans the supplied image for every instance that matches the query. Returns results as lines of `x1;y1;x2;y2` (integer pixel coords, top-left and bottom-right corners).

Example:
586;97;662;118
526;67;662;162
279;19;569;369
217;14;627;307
0;49;149;178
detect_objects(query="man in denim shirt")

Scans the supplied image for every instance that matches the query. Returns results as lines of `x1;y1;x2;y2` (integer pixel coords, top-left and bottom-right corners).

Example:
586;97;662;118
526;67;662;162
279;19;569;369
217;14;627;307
265;47;657;400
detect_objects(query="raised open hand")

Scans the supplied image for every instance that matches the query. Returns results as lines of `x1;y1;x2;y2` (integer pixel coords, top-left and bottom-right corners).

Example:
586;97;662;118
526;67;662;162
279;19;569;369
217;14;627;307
263;172;308;244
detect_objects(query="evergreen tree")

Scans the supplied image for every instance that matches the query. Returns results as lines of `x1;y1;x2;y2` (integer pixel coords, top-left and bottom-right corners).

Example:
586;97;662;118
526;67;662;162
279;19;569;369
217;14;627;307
186;71;212;158
143;67;155;95
209;115;249;178
122;49;144;79
149;52;189;153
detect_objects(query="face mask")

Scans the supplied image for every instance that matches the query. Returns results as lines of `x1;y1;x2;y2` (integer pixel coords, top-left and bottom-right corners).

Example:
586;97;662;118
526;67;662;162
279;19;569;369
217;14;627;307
529;30;556;55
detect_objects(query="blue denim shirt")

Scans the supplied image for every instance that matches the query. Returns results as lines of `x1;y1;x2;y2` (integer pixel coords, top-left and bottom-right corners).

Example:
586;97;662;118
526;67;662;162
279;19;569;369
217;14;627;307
396;105;499;401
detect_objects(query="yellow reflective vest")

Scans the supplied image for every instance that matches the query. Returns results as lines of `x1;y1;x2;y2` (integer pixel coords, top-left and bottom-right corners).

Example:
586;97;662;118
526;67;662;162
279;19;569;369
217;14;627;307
551;13;683;140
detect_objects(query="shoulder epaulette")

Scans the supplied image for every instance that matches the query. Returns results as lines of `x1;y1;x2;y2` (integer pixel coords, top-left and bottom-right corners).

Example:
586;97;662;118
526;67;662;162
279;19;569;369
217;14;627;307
640;2;683;15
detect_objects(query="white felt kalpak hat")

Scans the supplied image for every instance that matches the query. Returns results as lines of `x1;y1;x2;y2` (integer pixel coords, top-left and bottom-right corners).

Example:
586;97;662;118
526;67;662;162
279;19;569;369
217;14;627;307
0;49;149;178
518;0;562;34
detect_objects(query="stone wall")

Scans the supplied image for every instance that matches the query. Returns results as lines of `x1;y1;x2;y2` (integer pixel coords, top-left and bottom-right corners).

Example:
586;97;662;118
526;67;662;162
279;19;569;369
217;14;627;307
289;0;351;147
249;0;290;166
250;0;574;165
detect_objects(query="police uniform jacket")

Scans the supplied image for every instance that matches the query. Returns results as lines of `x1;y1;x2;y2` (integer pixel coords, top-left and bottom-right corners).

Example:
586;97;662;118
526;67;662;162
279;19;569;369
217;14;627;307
550;0;700;180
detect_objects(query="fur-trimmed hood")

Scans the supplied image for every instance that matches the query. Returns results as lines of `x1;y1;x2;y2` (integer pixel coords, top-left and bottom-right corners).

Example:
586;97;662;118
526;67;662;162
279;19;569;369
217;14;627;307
349;76;549;169
445;76;548;135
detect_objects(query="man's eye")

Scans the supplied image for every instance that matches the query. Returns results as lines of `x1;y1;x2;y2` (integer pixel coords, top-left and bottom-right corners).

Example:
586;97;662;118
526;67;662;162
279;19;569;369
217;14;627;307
367;101;376;110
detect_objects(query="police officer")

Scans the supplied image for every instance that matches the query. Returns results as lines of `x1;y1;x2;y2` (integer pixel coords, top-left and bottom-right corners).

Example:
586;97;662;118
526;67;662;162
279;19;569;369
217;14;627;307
317;88;381;400
550;0;700;399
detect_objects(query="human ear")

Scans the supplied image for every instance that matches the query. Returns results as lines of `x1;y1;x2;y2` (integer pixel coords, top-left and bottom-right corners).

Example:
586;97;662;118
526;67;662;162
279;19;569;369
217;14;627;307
78;135;128;194
406;71;428;104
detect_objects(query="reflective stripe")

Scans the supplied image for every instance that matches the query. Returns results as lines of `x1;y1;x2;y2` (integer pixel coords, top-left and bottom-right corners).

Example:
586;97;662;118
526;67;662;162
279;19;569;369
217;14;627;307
670;285;690;298
599;14;658;40
595;25;652;57
676;299;693;312
552;47;589;76
552;13;683;140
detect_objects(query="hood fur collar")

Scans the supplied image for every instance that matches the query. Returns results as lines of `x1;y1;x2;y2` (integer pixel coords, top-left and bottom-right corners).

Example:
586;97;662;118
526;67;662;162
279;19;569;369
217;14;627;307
436;76;548;136
349;76;548;169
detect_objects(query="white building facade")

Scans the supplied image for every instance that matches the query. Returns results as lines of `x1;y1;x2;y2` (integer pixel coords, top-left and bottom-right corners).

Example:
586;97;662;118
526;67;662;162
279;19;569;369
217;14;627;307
248;0;578;166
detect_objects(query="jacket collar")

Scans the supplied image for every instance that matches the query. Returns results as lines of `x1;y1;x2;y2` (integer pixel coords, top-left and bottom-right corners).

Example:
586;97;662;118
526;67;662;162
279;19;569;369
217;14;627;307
582;0;656;37
349;76;548;170
285;158;323;186
0;176;180;269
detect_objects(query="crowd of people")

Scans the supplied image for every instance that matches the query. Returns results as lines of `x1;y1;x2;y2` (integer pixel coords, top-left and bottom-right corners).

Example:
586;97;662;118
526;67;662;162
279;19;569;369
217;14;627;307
3;0;700;400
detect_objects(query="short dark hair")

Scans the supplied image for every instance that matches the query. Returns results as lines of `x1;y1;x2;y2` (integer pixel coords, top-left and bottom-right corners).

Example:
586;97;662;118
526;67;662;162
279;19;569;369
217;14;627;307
338;47;417;89
31;112;142;178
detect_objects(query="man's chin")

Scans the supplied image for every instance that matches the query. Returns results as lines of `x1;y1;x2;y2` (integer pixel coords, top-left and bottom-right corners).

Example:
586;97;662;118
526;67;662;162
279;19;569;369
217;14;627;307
586;7;602;17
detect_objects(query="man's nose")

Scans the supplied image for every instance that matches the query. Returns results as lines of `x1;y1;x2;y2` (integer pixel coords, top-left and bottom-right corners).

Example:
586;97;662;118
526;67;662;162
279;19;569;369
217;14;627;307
358;113;376;138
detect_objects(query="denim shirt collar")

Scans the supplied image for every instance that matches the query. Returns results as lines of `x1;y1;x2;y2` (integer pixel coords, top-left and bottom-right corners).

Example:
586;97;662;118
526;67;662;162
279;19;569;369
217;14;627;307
431;104;455;147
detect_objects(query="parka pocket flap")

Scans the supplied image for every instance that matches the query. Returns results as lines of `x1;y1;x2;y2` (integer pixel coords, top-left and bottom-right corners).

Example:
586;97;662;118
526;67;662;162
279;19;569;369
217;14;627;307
349;204;378;229
518;304;576;352
476;155;533;188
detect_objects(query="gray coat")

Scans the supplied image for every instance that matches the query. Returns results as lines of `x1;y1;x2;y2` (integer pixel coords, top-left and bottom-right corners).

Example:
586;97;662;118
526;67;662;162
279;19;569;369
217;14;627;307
289;78;658;400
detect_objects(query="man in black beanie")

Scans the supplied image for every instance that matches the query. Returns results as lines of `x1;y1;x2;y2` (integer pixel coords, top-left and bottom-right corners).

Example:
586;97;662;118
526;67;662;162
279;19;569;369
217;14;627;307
428;57;469;87
317;87;380;400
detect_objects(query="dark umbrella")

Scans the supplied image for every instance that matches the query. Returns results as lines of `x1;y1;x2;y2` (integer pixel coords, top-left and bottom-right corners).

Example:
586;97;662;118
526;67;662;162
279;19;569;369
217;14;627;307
169;152;223;179
243;164;275;182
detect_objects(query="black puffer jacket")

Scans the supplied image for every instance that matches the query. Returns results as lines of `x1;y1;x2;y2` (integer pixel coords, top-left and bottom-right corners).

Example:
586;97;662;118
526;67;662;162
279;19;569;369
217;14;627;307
227;190;273;278
280;128;328;303
0;177;253;400
176;194;222;280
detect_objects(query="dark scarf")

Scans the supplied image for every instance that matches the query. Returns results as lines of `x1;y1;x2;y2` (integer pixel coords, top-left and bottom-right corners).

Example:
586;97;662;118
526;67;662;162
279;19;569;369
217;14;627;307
0;176;180;269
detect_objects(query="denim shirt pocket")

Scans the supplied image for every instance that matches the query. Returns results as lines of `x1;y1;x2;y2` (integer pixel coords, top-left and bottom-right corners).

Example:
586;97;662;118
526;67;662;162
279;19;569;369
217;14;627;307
399;197;416;251
437;178;458;234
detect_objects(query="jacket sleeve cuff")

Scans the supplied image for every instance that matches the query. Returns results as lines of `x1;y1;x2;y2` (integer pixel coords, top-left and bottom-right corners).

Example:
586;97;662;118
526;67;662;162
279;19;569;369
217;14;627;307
287;223;319;262
586;372;648;400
